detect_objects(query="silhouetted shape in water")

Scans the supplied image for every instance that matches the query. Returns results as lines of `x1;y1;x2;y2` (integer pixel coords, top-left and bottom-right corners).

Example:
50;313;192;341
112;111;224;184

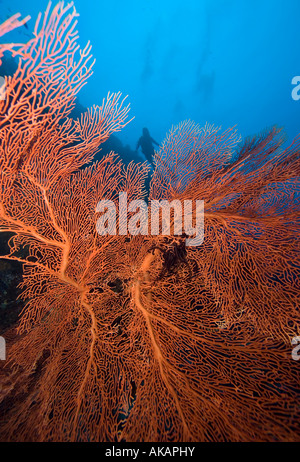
136;127;159;165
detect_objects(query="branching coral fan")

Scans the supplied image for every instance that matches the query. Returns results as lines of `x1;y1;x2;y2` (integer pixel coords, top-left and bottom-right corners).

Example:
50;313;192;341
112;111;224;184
0;1;299;442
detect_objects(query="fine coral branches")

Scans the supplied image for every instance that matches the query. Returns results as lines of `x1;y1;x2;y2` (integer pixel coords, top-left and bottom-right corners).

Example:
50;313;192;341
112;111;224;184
0;1;299;443
0;13;31;38
0;13;31;66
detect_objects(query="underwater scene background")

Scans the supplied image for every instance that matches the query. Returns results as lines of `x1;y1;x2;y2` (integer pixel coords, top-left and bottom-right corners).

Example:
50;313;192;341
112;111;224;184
0;0;299;444
2;0;300;153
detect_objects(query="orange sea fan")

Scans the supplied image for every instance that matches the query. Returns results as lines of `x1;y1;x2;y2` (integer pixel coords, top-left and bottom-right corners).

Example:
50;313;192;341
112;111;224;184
0;1;299;442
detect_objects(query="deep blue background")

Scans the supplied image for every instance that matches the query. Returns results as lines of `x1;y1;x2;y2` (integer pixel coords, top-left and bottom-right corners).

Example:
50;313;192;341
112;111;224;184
1;0;300;160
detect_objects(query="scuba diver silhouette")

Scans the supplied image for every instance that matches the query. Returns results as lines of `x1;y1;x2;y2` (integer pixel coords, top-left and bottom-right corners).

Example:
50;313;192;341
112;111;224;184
136;127;159;165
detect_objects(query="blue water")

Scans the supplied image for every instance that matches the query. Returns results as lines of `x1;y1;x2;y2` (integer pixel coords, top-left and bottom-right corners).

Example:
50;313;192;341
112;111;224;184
2;0;300;158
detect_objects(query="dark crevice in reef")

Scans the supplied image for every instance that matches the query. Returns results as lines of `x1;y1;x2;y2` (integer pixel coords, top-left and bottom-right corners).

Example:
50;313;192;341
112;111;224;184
0;233;24;335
